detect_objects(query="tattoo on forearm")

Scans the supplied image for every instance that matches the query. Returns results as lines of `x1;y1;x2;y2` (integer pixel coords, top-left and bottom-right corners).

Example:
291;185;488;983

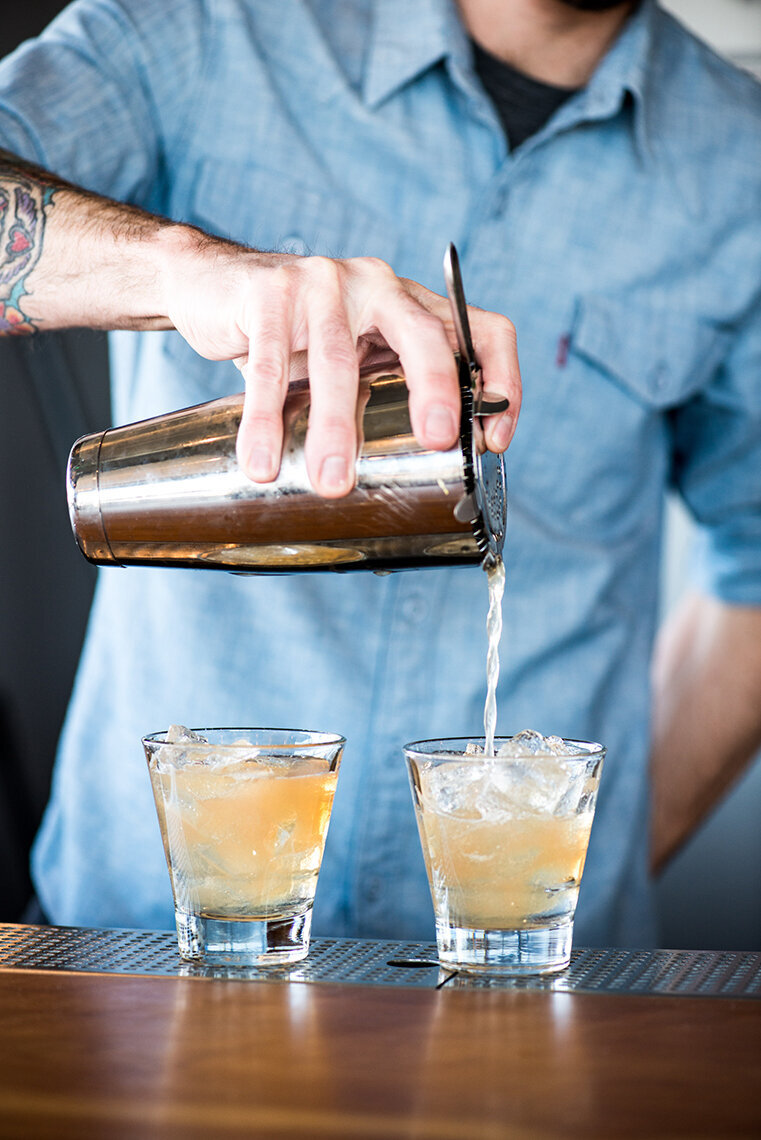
0;161;56;334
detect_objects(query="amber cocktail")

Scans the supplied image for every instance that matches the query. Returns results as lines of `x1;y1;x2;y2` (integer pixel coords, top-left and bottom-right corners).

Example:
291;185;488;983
405;732;605;974
144;726;344;965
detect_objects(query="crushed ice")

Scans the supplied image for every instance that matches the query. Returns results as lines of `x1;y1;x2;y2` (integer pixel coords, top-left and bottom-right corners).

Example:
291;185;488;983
423;730;586;819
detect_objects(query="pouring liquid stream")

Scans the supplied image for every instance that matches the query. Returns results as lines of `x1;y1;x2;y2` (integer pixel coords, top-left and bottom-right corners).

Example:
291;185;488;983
483;557;505;757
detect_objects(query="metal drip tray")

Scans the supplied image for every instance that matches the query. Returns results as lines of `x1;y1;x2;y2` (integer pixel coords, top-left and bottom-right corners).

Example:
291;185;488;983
451;945;761;998
0;925;446;989
0;924;759;998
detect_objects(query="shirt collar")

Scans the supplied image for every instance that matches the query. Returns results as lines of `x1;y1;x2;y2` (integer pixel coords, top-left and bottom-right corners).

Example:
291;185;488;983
363;0;660;161
559;0;659;162
363;0;469;108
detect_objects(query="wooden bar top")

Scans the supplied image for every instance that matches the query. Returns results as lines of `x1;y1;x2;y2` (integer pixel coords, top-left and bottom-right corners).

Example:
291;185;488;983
0;962;758;1139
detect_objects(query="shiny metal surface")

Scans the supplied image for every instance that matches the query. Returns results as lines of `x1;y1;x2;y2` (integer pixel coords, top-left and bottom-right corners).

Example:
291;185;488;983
443;243;509;419
67;357;507;573
2;925;759;997
444;243;478;375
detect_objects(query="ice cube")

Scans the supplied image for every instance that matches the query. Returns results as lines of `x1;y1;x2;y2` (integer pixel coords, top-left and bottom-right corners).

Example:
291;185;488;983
421;760;484;818
161;728;265;774
496;729;546;757
544;735;580;757
273;820;296;850
155;725;224;771
487;755;573;816
165;724;208;745
497;729;578;758
423;734;584;821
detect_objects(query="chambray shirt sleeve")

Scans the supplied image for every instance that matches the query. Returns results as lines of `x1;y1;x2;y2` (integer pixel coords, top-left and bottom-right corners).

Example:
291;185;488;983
671;296;761;606
0;0;206;204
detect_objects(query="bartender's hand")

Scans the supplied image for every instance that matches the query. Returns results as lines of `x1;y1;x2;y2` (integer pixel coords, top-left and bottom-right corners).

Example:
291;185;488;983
0;149;520;497
162;235;521;497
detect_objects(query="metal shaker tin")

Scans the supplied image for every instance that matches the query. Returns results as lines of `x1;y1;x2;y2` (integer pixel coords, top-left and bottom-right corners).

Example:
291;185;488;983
67;244;508;574
66;352;506;574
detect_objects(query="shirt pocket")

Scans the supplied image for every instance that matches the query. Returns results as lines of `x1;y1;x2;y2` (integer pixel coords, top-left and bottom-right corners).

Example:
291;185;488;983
162;160;399;399
512;292;732;540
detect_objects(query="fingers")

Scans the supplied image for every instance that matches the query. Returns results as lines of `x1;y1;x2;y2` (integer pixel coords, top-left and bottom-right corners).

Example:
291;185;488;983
302;260;360;497
236;288;291;482
234;258;362;495
233;254;521;500
359;267;460;452
469;310;521;452
393;273;520;454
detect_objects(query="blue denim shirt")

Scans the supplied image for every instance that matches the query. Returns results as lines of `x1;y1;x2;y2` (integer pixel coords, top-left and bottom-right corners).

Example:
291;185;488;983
1;0;759;945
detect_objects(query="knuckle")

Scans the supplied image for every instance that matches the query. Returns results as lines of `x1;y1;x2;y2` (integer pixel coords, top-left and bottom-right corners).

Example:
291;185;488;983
318;310;353;343
311;411;355;443
317;324;357;369
356;255;394;278
401;307;446;341
306;255;343;288
499;314;517;343
422;370;458;394
326;348;359;380
242;407;283;434
483;312;517;344
247;355;286;391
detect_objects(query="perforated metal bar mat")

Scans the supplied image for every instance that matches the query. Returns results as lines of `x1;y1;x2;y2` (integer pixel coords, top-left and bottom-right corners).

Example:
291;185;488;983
0;925;449;989
0;924;759;997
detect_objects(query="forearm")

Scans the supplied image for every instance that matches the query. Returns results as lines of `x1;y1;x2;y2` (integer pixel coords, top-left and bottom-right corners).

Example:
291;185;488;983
650;592;761;873
0;148;186;334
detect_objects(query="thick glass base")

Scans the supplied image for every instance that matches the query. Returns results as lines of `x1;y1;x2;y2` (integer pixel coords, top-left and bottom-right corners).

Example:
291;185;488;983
175;909;311;966
436;918;574;975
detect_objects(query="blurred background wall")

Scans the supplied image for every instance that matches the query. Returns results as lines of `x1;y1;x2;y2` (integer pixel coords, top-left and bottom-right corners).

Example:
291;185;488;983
651;0;761;950
662;0;761;76
0;4;111;922
1;0;759;946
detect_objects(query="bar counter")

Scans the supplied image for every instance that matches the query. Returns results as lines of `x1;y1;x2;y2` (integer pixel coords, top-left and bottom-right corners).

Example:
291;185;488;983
0;923;758;1139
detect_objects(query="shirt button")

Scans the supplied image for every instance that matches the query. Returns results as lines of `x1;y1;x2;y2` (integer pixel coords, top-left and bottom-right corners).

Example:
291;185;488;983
279;234;309;255
653;362;669;391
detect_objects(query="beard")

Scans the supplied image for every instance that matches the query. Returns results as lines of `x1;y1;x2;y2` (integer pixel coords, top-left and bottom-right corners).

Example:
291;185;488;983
558;0;634;9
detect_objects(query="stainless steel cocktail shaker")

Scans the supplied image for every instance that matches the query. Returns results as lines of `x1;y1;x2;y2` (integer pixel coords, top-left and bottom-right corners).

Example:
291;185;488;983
66;247;507;574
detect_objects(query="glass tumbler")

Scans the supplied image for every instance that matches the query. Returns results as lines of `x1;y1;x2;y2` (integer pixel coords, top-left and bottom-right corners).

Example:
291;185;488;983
144;727;344;966
404;736;605;974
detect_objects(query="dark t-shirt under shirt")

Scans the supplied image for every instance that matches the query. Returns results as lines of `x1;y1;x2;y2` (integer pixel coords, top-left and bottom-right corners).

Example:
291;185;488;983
471;40;580;150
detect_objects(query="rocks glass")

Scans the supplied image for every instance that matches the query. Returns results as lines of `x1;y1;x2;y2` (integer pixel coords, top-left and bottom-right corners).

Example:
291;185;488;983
144;727;344;966
404;733;605;974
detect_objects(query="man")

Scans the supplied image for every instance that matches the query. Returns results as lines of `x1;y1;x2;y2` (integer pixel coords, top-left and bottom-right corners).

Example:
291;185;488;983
1;0;760;946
